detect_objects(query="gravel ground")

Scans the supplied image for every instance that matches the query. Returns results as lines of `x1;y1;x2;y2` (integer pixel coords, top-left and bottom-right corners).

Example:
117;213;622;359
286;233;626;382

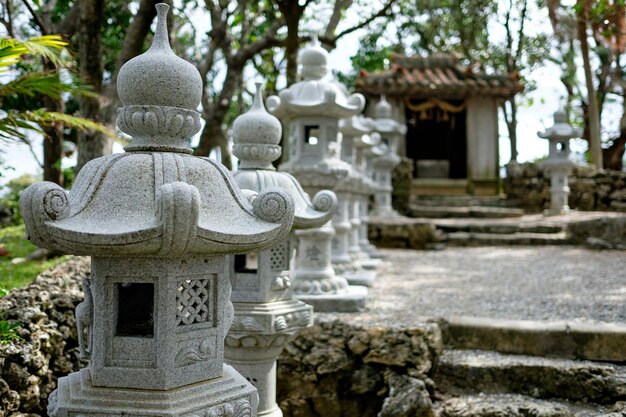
320;246;626;326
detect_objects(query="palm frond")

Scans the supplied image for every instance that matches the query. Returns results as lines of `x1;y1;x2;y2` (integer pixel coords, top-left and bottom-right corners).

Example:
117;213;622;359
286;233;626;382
23;110;125;144
0;35;68;68
0;112;42;141
0;72;64;100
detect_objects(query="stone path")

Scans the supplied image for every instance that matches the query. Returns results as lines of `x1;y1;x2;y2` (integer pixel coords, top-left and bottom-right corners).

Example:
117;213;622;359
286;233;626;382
321;246;626;326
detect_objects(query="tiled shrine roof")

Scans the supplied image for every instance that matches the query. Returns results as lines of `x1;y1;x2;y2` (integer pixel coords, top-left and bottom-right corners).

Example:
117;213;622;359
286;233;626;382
356;54;523;99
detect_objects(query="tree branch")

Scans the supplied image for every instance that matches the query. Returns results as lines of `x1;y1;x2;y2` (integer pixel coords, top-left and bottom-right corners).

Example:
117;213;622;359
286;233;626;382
20;0;48;34
333;0;394;42
514;0;528;65
56;2;80;37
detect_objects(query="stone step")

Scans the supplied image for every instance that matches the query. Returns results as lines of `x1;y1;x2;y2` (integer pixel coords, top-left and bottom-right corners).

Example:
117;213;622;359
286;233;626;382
408;206;525;219
409;195;517;208
434;222;565;235
442;316;626;363
444;231;570;246
433;349;626;405
433;393;624;417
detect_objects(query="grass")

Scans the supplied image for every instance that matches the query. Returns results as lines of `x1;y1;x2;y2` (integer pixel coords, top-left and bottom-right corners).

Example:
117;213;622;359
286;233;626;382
0;224;68;294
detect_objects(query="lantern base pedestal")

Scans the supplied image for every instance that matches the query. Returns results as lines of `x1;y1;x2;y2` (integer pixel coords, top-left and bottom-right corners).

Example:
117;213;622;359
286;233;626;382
362;243;385;259
48;365;258;417
342;268;377;287
294;284;367;312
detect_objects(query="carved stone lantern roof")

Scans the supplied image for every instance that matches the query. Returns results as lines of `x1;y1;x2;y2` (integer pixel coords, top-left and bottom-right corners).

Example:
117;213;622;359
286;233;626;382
371;95;407;135
233;84;337;230
356;130;382;149
21;4;294;258
339;114;374;137
267;38;366;120
537;108;583;141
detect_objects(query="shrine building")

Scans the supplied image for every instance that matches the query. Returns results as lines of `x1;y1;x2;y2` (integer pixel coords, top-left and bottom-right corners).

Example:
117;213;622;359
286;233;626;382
356;54;523;196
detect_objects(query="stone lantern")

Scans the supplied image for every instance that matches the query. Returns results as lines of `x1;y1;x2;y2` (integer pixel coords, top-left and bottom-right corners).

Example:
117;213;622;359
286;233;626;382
267;38;368;312
538;108;581;216
225;83;336;417
361;139;389;258
370;95;407;217
339;115;381;285
21;5;295;416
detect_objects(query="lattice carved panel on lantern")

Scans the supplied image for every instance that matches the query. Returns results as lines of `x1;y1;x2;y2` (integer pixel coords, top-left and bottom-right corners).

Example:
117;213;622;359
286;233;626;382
176;275;216;327
269;241;289;271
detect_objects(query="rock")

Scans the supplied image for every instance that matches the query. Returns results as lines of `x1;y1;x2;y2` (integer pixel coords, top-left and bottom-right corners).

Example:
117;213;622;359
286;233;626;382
378;372;434;417
0;257;89;417
277;319;443;417
368;217;439;250
392;157;413;215
434;349;626;405
435;393;605;417
568;217;626;249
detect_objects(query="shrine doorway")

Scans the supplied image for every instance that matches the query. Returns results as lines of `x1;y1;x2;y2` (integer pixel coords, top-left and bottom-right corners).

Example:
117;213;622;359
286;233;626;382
405;99;467;179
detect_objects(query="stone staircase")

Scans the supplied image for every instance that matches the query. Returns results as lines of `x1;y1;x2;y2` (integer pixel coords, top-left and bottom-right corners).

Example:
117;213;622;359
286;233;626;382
432;317;626;416
434;220;569;246
408;195;524;219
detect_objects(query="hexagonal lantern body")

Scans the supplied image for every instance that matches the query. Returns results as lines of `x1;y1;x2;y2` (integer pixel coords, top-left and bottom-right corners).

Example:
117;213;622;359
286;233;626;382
538;109;581;216
224;85;337;417
267;39;369;312
21;5;295;417
370;95;407;217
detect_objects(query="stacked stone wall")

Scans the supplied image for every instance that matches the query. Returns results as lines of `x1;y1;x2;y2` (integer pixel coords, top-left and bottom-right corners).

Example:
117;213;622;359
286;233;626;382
504;163;626;212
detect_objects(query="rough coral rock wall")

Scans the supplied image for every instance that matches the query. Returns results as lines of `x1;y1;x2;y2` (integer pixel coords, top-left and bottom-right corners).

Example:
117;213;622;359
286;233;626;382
391;157;413;216
0;257;89;417
277;320;443;417
504;163;626;212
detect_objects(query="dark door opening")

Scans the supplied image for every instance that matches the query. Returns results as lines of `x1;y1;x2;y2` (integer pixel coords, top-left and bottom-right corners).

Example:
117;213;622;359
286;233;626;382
405;99;467;179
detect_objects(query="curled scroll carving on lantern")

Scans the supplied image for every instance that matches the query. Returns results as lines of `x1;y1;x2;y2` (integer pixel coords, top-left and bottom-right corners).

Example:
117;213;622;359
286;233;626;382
175;337;213;367
20;182;70;249
312;190;337;212
157;181;200;256
252;187;293;223
271;275;291;290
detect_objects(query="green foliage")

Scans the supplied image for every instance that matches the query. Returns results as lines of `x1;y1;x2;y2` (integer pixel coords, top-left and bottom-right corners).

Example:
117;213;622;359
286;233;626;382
0;173;39;226
0;34;118;144
0;225;68;292
0;312;22;344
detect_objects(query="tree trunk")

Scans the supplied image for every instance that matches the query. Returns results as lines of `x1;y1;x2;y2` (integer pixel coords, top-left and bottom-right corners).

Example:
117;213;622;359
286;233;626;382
76;0;110;173
602;134;625;171
195;68;243;169
578;1;603;169
42;92;65;186
603;101;626;170
276;1;304;86
501;99;518;162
